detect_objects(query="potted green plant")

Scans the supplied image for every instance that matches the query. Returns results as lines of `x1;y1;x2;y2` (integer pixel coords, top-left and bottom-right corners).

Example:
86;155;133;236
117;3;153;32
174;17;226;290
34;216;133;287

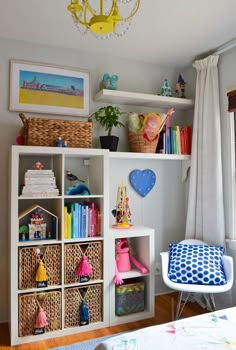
90;105;125;151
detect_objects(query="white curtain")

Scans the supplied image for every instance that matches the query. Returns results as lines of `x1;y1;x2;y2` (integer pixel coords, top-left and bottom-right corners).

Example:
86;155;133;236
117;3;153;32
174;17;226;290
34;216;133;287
185;55;225;247
184;55;230;310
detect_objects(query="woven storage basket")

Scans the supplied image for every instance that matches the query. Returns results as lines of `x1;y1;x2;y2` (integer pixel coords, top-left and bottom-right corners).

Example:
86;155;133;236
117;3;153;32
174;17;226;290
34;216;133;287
19;112;93;148
64;241;103;284
64;284;102;328
128;131;160;153
18;290;61;337
18;245;61;290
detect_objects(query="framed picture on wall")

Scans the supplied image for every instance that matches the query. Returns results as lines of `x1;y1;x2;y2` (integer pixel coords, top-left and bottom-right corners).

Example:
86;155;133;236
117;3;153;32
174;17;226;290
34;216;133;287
9;60;90;117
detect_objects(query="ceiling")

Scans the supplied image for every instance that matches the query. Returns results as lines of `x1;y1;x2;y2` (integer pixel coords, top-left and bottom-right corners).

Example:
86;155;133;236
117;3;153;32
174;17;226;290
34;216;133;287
1;0;236;68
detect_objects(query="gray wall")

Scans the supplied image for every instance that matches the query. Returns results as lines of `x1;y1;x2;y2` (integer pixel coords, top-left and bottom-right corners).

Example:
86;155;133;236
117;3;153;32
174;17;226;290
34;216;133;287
0;37;193;322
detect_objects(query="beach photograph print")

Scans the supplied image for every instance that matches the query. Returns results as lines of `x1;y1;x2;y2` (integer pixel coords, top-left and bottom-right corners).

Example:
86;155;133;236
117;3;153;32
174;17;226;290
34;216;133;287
9;60;90;117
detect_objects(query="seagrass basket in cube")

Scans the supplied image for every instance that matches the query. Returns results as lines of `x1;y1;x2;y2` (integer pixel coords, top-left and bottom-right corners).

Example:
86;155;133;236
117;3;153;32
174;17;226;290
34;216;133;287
64;241;103;284
19;112;93;148
18;290;61;337
128;131;160;153
18;245;61;289
64;284;103;328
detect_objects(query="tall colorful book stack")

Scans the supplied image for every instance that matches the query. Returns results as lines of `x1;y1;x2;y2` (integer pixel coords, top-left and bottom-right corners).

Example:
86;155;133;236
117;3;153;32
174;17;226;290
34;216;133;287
64;201;101;239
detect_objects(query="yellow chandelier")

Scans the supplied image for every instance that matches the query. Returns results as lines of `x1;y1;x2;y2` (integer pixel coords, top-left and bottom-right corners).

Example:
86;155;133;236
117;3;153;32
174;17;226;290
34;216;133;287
67;0;140;38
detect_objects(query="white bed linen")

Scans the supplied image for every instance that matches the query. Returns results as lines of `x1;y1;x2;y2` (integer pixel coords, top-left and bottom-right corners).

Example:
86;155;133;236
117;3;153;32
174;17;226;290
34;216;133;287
94;307;236;349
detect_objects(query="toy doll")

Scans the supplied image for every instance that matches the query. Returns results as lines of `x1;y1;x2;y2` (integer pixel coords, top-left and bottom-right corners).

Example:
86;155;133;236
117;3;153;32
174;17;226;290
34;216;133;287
114;238;149;285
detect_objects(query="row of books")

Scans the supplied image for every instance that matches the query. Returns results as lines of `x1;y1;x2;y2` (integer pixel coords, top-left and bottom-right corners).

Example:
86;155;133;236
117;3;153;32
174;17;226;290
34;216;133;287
157;125;192;155
64;201;101;239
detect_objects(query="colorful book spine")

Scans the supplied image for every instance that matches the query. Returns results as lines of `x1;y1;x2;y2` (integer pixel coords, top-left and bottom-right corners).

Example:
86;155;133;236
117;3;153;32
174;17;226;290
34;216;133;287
165;116;171;154
180;125;192;154
73;203;80;238
67;212;72;239
64;206;68;239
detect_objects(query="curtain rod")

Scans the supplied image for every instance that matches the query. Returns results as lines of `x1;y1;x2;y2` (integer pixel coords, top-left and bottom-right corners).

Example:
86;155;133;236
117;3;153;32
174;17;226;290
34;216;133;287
196;37;236;61
213;38;236;55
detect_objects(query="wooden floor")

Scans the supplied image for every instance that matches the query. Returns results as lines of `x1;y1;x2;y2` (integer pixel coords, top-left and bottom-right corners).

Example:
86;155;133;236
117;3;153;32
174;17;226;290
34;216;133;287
0;292;208;350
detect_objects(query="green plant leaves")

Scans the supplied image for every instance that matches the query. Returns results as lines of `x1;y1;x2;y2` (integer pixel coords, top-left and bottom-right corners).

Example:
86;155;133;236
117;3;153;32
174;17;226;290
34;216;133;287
90;105;125;136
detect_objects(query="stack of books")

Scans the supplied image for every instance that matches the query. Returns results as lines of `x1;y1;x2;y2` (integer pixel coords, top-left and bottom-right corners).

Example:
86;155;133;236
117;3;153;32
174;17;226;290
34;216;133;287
64;201;101;239
21;169;59;197
157;125;192;155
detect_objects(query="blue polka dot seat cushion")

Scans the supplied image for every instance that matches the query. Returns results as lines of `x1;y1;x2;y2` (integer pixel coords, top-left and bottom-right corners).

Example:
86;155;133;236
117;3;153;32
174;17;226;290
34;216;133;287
168;243;227;285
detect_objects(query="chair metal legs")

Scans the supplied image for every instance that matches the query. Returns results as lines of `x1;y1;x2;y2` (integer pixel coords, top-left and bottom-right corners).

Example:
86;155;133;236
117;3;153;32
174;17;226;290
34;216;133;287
175;292;216;320
203;293;216;312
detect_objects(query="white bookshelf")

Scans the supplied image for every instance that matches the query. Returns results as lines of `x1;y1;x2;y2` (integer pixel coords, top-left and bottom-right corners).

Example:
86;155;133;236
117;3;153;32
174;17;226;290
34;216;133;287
9;146;110;346
109;226;155;326
9;146;156;346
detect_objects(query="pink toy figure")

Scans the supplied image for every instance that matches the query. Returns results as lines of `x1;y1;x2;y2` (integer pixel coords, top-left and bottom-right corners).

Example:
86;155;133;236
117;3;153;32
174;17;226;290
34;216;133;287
114;238;149;285
116;239;131;272
33;162;44;170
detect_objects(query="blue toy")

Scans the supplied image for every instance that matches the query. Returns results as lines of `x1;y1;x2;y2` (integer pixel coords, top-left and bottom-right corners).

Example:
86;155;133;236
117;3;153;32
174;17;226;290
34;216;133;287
56;137;63;147
65;184;90;196
101;73;119;90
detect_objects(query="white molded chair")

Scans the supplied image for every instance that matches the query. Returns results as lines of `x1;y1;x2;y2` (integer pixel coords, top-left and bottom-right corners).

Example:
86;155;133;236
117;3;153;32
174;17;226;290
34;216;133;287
160;239;234;320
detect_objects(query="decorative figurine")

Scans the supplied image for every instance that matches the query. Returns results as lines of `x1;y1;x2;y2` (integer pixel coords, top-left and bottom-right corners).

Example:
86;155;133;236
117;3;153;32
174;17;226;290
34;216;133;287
160;79;172;97
66;170;85;183
112;184;132;228
19;225;29;241
29;209;46;240
33;162;44;170
175;74;186;98
101;73;119;90
56;137;63;147
109;75;119;90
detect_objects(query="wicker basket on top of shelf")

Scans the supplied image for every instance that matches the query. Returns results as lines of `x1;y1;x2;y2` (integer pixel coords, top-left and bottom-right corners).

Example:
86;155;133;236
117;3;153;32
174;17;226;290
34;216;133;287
128;131;160;153
19;113;93;148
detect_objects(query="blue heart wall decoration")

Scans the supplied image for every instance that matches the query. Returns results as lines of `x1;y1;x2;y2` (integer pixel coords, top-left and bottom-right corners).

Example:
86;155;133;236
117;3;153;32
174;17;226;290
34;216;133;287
129;169;156;197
